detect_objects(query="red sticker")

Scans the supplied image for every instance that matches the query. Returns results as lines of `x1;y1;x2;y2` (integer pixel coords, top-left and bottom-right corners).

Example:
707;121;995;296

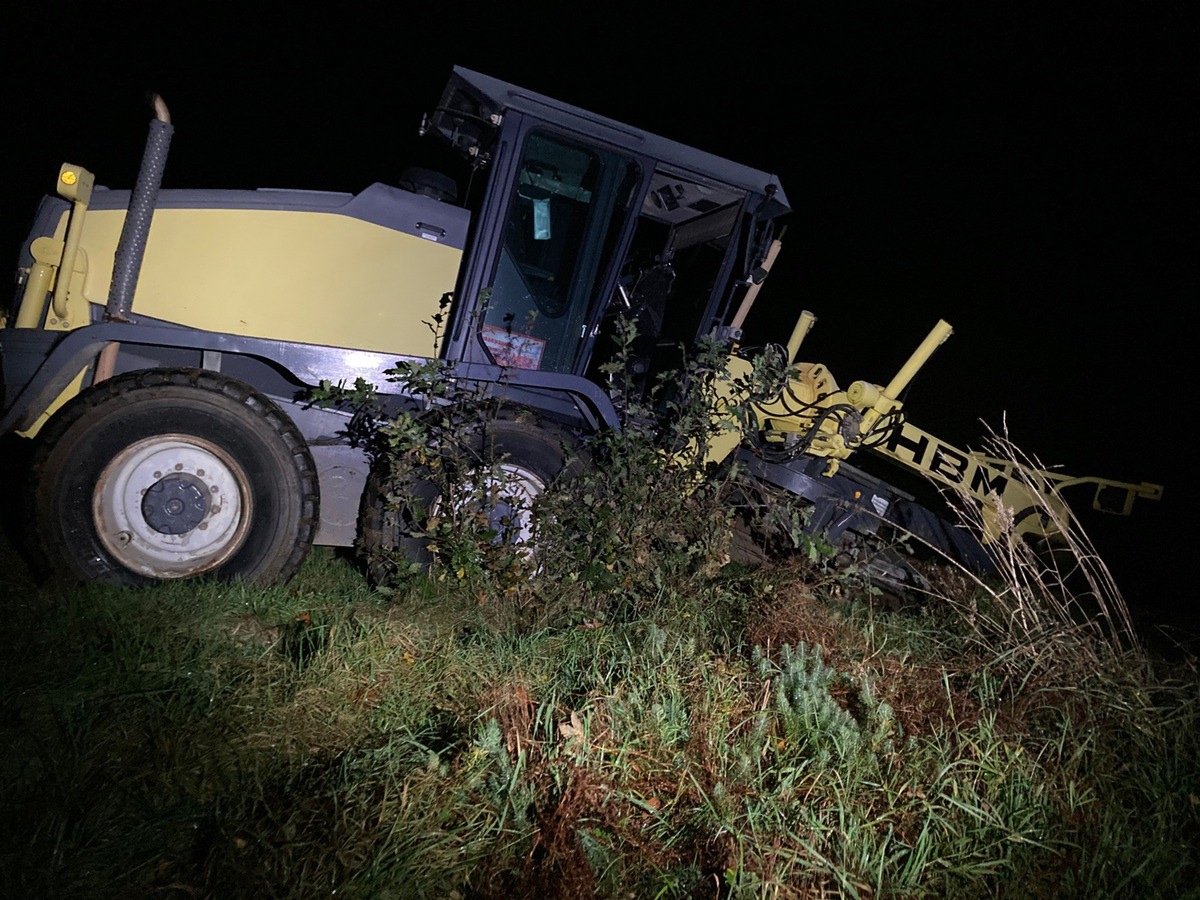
481;324;546;370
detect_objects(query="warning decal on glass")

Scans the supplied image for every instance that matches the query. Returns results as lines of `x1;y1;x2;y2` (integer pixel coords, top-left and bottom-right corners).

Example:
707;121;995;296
481;324;546;370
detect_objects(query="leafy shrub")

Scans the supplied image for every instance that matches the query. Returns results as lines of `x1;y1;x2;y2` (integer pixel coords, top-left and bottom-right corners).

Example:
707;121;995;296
314;313;823;618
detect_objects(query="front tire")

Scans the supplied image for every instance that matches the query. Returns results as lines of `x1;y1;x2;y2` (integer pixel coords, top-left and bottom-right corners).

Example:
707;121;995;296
29;368;319;586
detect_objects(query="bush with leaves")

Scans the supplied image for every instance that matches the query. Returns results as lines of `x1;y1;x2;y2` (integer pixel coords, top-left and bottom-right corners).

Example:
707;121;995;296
532;318;829;613
310;312;827;615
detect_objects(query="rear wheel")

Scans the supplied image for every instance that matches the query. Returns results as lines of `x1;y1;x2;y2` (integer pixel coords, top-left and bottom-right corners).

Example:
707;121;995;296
29;368;319;586
359;415;583;586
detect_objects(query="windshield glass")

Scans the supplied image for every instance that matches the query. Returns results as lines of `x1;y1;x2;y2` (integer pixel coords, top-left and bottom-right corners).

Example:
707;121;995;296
480;130;639;374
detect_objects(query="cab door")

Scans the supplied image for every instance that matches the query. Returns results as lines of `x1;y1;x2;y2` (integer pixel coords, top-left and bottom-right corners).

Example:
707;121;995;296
474;128;642;375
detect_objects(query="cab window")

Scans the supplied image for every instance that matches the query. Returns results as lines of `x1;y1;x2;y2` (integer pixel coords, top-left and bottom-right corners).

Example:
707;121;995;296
480;130;639;374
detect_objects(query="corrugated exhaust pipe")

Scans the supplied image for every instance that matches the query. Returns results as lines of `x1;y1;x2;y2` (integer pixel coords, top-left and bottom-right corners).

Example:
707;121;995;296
105;93;173;323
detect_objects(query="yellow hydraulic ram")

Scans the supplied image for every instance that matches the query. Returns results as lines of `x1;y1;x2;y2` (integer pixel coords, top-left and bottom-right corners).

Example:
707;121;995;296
711;314;1163;545
15;164;96;331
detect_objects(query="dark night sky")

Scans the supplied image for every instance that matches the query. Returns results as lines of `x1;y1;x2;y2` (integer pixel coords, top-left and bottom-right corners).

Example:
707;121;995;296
3;4;1195;624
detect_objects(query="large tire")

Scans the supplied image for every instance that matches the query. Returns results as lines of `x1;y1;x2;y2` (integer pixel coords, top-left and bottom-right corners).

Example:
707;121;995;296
28;368;319;586
359;415;583;586
358;463;437;587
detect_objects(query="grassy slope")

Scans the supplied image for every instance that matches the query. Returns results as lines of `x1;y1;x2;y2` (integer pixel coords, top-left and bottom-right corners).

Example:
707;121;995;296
1;524;1197;900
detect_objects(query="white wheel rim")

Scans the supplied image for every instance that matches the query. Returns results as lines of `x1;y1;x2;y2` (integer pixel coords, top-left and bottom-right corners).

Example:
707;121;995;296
93;434;252;578
444;463;546;552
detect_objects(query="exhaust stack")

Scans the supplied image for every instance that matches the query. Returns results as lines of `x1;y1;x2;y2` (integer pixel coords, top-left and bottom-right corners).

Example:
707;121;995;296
105;94;173;322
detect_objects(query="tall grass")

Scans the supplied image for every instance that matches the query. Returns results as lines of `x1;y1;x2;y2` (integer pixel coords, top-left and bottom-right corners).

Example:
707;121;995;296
905;424;1146;680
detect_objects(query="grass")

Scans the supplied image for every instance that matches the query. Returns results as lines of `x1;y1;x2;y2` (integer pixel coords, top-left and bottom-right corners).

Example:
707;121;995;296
1;522;1198;899
1;362;1196;899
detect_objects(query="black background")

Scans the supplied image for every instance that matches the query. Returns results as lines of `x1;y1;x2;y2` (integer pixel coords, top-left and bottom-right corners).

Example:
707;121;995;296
3;3;1194;630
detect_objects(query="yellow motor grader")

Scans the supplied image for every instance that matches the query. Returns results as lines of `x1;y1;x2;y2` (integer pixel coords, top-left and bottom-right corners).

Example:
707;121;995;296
0;67;1161;588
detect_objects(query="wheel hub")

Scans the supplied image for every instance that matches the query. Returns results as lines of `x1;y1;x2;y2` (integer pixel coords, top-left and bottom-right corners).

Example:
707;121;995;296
141;473;210;535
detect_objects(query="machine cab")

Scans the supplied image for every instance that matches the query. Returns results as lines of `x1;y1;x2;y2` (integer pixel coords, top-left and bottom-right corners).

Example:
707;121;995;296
424;67;791;404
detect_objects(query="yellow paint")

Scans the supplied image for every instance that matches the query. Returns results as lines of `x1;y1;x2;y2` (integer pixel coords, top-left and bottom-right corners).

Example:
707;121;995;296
70;206;462;357
15;213;72;329
11;195;462;432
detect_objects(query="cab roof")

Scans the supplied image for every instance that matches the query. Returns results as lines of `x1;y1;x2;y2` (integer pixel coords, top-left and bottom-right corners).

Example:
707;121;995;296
435;66;790;218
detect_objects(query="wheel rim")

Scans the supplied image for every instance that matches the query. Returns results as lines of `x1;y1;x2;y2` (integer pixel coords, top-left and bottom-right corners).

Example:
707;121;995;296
444;462;546;552
93;434;252;578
